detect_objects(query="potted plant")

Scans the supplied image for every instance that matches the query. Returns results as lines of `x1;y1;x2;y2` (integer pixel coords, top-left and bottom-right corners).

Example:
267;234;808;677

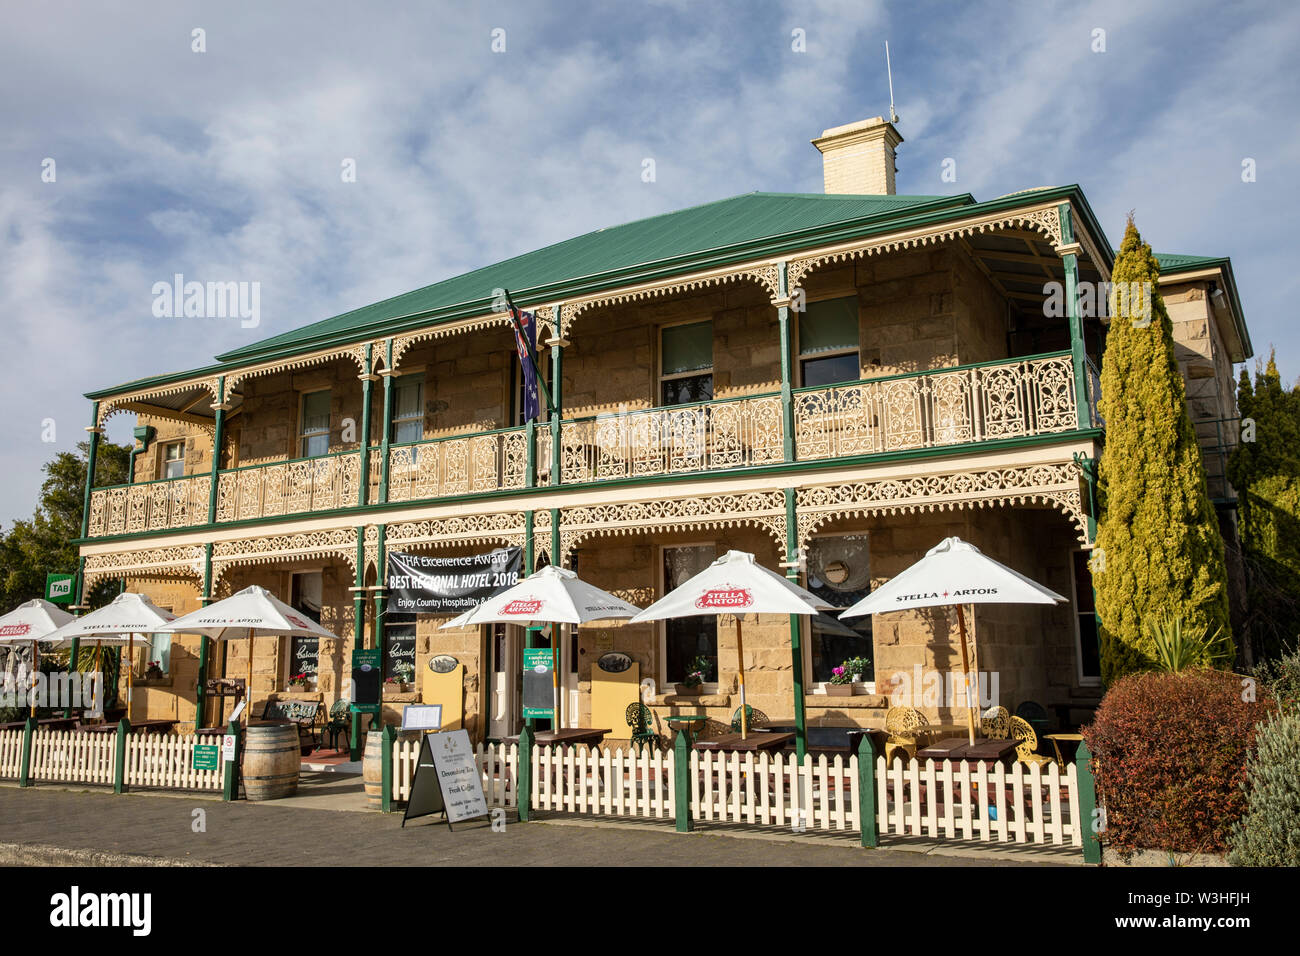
287;672;310;691
674;655;712;696
144;661;165;681
826;657;869;696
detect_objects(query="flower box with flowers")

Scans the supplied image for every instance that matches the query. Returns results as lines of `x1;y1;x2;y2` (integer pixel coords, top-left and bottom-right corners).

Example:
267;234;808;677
674;655;713;696
825;657;870;696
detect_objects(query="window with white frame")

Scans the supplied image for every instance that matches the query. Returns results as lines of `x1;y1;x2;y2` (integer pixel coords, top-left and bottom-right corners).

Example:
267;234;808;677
798;296;860;387
391;374;424;444
660;320;713;406
804;533;874;684
662;545;717;684
162;441;185;479
299;390;331;458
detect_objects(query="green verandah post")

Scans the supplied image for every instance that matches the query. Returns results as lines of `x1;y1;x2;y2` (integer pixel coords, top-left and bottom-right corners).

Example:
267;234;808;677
1076;738;1103;864
673;727;693;832
856;731;878;847
1058;203;1092;431
18;717;35;788
67;401;103;717
350;528;368;759
222;717;241;802
380;723;395;813
195;542;215;732
518;508;535;822
113;718;130;794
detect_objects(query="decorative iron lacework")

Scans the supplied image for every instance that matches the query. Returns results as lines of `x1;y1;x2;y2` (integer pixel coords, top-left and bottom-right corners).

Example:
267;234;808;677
209;528;359;588
786;204;1072;295
384;512;529;553
795;462;1089;547
552;491;787;559
97;377;222;432
82;545;206;591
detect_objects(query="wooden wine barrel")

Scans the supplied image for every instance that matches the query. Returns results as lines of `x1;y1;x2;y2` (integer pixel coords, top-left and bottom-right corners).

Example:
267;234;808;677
243;723;300;801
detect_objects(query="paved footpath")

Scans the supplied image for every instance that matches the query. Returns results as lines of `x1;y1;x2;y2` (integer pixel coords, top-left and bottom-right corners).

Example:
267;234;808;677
0;783;1070;867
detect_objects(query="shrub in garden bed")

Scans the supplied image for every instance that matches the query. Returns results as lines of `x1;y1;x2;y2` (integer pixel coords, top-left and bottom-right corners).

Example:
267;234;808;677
1083;669;1274;854
1249;644;1300;713
1228;709;1300;866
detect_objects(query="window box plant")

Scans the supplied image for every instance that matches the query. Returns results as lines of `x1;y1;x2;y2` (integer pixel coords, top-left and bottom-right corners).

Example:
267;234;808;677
825;657;870;696
674;655;712;696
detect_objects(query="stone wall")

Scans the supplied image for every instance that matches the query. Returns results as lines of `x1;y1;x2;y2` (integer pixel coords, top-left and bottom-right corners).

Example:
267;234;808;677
132;416;215;482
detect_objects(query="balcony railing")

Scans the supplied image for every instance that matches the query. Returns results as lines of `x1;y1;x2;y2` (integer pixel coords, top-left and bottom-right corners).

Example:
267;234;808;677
379;427;529;504
214;452;361;522
84;352;1089;538
540;394;785;485
87;474;210;537
794;352;1080;461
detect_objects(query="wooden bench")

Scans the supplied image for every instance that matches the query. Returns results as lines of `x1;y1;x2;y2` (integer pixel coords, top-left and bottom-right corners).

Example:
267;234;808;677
261;699;323;755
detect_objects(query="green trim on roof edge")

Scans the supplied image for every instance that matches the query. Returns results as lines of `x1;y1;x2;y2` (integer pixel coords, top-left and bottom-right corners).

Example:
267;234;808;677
88;184;1112;399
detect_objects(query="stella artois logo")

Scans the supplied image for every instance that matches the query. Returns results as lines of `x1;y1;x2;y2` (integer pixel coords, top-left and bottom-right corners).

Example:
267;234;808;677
694;587;753;610
286;614;311;629
0;623;32;637
501;598;543;616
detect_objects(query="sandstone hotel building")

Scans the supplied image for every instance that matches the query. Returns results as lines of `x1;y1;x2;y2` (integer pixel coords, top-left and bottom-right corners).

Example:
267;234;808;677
74;116;1251;748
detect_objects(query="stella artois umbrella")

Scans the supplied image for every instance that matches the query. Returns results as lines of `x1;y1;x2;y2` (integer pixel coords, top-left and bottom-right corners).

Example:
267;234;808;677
438;606;481;630
839;536;1065;744
461;565;642;728
45;592;177;717
629;551;834;738
0;599;76;717
158;586;338;724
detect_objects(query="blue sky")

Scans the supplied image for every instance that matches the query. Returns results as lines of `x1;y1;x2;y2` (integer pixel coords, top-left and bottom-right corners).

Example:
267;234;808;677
1;0;1296;526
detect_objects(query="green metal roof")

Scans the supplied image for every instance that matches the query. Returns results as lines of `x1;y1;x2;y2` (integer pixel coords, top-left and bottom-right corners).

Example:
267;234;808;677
89;184;1122;398
215;192;965;363
1153;252;1229;272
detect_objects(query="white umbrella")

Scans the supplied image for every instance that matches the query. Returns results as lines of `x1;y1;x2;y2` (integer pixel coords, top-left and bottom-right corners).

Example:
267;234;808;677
839;536;1066;744
45;592;178;717
0;599;76;717
629;550;835;738
438;606;480;630
462;565;642;729
158;585;338;725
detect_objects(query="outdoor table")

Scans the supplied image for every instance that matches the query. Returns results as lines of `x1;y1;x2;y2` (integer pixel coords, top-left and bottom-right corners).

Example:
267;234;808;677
1042;732;1084;767
77;718;178;735
506;727;611;748
663;715;707;744
692;731;795;753
0;717;80;731
917;737;1019;764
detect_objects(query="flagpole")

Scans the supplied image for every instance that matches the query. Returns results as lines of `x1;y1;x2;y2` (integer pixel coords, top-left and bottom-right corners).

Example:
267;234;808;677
502;289;555;416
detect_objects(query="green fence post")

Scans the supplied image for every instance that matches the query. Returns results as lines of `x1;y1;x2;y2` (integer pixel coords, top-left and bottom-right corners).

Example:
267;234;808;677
1076;739;1102;864
222;719;241;802
18;717;35;788
857;733;878;848
674;730;694;833
113;718;130;794
517;724;532;822
381;724;395;813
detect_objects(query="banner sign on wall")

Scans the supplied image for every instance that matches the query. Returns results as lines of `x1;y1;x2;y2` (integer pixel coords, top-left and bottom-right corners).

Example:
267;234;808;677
387;548;522;615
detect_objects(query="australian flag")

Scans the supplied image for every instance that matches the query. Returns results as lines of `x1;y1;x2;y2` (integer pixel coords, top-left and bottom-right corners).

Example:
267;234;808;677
510;306;540;423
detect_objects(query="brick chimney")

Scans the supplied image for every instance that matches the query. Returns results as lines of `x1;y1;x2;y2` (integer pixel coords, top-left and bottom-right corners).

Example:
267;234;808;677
811;117;903;195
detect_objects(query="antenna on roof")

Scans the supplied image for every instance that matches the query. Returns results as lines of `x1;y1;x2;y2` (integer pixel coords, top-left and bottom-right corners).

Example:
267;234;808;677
885;41;900;124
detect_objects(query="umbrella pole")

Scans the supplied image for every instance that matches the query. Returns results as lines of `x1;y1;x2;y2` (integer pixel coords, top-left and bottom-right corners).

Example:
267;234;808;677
956;606;977;746
127;634;134;718
736;617;748;740
246;629;254;726
551;625;561;730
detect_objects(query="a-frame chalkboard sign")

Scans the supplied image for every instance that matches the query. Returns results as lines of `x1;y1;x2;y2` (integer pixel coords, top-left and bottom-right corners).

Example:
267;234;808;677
400;730;490;831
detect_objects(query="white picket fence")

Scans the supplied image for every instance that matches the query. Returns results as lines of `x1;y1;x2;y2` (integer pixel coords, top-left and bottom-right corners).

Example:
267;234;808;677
28;730;117;785
0;728;224;792
0;729;24;778
391;742;1081;847
124;733;225;791
877;756;1081;846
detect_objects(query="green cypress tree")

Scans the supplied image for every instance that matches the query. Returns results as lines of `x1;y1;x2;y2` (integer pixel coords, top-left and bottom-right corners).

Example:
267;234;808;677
1093;217;1233;681
1228;352;1300;660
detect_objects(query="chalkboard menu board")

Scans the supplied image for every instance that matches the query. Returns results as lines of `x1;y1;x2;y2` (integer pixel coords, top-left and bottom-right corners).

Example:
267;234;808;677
401;730;489;829
351;648;382;714
522;648;554;719
289;636;319;685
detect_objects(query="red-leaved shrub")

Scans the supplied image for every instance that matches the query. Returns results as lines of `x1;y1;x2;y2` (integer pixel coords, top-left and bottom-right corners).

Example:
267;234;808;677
1083;669;1274;854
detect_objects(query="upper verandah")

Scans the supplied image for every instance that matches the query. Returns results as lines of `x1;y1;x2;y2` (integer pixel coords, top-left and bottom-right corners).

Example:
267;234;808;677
85;183;1116;407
